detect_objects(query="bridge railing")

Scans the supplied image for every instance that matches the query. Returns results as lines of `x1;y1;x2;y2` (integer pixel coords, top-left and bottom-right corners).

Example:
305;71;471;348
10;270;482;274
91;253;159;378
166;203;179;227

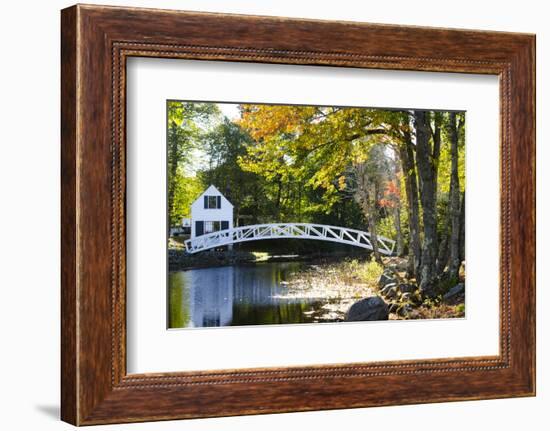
184;223;395;255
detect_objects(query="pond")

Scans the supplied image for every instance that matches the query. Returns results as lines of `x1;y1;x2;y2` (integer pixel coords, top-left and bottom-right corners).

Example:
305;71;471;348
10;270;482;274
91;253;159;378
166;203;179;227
168;261;345;328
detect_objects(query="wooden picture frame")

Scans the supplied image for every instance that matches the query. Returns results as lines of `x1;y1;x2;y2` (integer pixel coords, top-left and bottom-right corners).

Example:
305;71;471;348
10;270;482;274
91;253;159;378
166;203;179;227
61;4;535;425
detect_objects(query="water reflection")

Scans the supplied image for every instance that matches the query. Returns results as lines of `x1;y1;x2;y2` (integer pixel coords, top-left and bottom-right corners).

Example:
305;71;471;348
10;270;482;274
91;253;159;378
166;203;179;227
169;262;323;328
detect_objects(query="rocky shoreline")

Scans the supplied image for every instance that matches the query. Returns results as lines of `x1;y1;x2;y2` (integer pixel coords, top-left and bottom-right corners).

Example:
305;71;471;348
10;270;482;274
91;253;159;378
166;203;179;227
345;258;466;321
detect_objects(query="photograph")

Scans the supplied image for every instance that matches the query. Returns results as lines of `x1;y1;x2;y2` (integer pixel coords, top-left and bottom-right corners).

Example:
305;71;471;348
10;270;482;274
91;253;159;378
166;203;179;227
167;101;466;329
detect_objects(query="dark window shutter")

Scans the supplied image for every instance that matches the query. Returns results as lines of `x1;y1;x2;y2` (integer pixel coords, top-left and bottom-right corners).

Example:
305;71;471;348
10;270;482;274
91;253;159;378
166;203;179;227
203;196;208;208
221;221;229;230
195;221;204;236
217;196;221;209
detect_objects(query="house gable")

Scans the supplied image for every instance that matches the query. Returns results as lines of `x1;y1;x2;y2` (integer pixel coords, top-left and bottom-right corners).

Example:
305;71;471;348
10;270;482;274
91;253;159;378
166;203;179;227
191;185;233;212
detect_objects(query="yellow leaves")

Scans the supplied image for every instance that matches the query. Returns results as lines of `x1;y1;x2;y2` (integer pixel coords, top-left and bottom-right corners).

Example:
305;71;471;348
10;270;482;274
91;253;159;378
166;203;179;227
338;175;347;190
167;100;184;127
238;104;307;141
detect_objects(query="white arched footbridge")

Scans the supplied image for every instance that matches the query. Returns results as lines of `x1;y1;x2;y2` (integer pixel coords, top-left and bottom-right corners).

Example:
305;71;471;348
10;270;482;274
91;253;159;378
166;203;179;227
184;223;395;255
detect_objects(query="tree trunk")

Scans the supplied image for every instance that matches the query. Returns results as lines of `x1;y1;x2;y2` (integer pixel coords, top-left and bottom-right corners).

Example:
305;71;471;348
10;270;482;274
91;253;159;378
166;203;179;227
447;112;462;281
368;205;381;263
393;206;404;256
459;190;466;262
399;136;421;279
436;219;450;274
414;110;438;296
275;176;282;221
167;122;181;235
367;181;382;263
431;113;442;199
392;147;404;257
353;162;382;263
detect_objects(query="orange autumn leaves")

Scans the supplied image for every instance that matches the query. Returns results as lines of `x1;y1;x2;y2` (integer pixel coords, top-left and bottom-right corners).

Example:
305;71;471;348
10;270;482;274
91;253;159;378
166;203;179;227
379;180;401;208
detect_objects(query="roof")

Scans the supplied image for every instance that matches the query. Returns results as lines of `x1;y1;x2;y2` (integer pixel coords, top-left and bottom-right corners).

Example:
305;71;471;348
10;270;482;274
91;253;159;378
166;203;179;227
192;185;233;207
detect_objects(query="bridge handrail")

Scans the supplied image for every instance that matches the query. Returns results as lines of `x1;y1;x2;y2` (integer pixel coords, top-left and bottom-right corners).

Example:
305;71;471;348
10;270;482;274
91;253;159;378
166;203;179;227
184;222;395;255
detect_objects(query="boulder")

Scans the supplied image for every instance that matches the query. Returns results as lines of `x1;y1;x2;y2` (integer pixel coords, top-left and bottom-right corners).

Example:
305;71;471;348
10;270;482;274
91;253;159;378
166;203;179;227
346;296;389;322
443;283;465;303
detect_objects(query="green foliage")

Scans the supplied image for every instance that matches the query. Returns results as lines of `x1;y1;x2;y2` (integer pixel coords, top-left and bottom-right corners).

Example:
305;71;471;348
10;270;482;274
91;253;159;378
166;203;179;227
376;215;397;240
198;119;271;222
170;173;203;224
167;101;220;226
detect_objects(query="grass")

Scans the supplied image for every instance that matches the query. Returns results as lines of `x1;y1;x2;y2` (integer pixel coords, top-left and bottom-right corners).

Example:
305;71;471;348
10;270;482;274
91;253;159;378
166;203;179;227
344;258;384;287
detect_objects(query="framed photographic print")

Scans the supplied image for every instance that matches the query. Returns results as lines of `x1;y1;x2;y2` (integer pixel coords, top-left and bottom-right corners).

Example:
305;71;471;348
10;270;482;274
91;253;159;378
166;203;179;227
61;4;535;425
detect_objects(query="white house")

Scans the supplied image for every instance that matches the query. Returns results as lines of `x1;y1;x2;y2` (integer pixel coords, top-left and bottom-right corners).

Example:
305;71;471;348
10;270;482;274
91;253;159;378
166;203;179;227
190;185;234;238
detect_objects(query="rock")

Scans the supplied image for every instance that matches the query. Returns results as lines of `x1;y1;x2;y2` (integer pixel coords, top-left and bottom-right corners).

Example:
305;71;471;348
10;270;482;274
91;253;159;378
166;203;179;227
387;286;399;300
388;259;409;272
380;282;397;296
400;292;413;302
378;271;396;289
397;303;414;317
388;302;399;313
443;283;465;303
397;283;417;294
381;284;399;300
420;282;438;299
346;296;389;321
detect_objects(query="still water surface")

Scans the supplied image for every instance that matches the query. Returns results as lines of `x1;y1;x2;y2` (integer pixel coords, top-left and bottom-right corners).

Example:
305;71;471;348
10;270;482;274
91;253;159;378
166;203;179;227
169;262;336;328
